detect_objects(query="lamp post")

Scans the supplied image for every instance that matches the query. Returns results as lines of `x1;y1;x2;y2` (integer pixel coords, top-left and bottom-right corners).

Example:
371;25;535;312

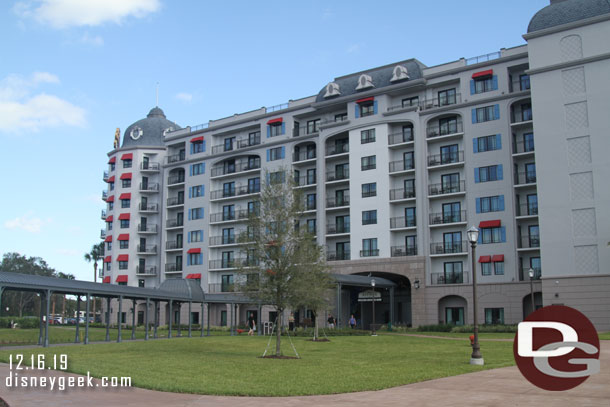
371;278;377;336
467;225;484;365
529;268;535;315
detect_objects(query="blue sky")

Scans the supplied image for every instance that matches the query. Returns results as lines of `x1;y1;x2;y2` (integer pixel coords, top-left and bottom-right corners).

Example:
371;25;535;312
0;0;549;281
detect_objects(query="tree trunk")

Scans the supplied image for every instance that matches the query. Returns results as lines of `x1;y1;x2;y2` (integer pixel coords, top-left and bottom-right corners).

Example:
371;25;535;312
275;310;282;357
92;264;97;319
313;311;318;341
18;292;24;317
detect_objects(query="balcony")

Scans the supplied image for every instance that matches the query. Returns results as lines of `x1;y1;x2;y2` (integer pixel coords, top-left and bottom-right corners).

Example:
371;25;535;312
210;209;250;223
210;159;261;178
210;185;260;200
100;229;106;239
360;249;379;257
294;175;317;187
514;171;537;186
211;134;262;154
325;143;349;157
101;209;107;220
516;203;538;217
166;218;184;228
391;246;417;257
208;283;240;293
429;241;468;255
512;140;535;155
326;169;349;182
519;267;541;281
136;266;157;276
428;181;465;197
427;151;464;168
303;200;317;211
139;203;158;213
511;107;533;125
326;195;350;209
326;223;350;235
140;162;160;172
430;271;470;285
327;251;350;261
102;191;108;201
390;217;416;229
209;235;237;246
389;159;415;173
137;245;157;255
103;171;109;182
510;76;530;93
139;182;159;192
293;150;317;163
293;126;320;138
429;210;467;226
167;196;185;207
165;263;183;273
388;131;414;146
419;93;462;110
167;174;185;186
167;152;186;164
426;120;463;139
320;115;349;129
389;187;416;201
518;234;540;250
209;258;257;270
138;224;158;233
165;241;183;251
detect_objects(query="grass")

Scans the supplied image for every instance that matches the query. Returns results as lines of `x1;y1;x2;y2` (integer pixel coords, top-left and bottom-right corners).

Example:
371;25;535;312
394;331;516;340
599;332;610;340
0;334;515;396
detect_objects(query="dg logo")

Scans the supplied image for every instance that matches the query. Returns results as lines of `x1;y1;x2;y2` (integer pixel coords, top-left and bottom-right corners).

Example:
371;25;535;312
514;305;600;391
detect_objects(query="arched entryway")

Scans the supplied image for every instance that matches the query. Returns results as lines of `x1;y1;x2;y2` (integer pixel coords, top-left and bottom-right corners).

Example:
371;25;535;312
522;292;543;319
438;295;467;325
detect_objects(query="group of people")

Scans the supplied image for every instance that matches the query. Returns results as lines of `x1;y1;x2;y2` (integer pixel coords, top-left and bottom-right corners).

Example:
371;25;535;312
245;312;359;334
328;313;358;329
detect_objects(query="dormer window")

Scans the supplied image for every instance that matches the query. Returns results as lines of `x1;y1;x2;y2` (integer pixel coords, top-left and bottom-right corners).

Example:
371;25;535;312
355;74;374;90
391;65;410;82
324;82;341;98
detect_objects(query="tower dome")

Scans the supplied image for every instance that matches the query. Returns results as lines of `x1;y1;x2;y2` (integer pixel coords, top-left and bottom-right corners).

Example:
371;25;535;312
122;107;181;147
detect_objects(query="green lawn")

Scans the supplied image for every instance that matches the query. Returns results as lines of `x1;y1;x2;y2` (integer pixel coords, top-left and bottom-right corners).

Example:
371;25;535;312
599;332;610;340
0;335;515;396
394;331;516;340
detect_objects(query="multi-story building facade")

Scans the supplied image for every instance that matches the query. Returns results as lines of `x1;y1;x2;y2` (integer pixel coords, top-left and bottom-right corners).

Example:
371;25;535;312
99;0;609;330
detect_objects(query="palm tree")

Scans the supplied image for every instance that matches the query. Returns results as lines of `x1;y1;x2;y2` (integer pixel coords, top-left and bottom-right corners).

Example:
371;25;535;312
84;242;105;321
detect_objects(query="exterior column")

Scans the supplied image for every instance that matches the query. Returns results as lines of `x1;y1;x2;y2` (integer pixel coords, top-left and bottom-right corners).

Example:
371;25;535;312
131;299;137;340
153;300;158;339
84;294;90;344
105;298;111;341
38;292;44;346
200;302;204;337
145;298;149;341
117;295;122;343
336;283;342;328
390;287;395;329
0;286;3;317
188;301;192;338
168;300;173;338
206;303;210;336
229;303;234;336
177;302;182;337
257;304;262;336
44;290;51;347
74;296;81;343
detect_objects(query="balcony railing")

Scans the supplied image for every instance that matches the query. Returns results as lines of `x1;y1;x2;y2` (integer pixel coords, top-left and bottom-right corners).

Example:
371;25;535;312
518;234;540;249
167;152;186;164
103;171;109;182
326;169;349;182
102;191;108;201
427;151;464;167
136;266;157;275
209;209;250;223
388;131;414;145
208;283;240;293
165;241;183;250
430;271;470;285
519;267;541;281
101;210;106;220
303;201;317;211
516;203;539;217
429;210;466;225
294;175;317;187
390;217;416;229
139;203;158;212
166;219;184;228
325;143;349;156
293;150;317;162
326;223;350;234
428;181;465;196
211;159;261;177
100;229;106;239
430;241;468;255
511;77;530;93
389;187;416;201
139;182;159;192
293;126;320;138
391;246;417;257
327;251;350;261
389;159;415;173
140;162;160;171
209;258;257;270
514;171;537;185
167;175;185;185
167;196;184;206
165;263;183;272
513;140;535;154
212;135;262;154
137;245;157;254
360;249;379;257
209;235;236;246
419;93;462;110
210;184;260;200
138;224;158;233
426;120;463;138
326;195;350;208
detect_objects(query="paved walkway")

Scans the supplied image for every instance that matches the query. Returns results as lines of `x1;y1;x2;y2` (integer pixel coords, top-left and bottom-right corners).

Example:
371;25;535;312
1;341;608;407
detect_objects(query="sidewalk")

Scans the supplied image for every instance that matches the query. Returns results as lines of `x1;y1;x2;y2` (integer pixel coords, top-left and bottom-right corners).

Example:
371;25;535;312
1;341;608;407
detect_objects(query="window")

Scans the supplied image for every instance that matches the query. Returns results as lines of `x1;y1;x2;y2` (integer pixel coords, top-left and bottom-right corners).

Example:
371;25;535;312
335;215;350;233
123;159;132;169
476;165;502;183
190;208;204;220
190;230;203;242
269;123;283;137
191;163;205;175
307;219;316;234
473;105;499;123
402;124;414;142
519;74;530;91
403;151;414;170
306;194;316;210
119;240;128;249
401;96;419;108
224;137;235;152
223;205;235;221
334;190;348;207
306;169;316;185
307;119;320;134
473;76;495;94
190;185;203;198
269;171;285;184
119;261;128;270
110;163;115;171
189;253;202;265
477;195;504;213
438;88;456;106
523;133;535;152
247;201;259;216
361;129;375;144
441;173;460;193
362;238;378;257
361;155;376;170
521;103;532;121
109;182;114;191
443;232;463;253
248;131;260;146
106;262;111;271
481;227;505;244
525;163;536;184
442;202;461;223
475;134;501;152
405;207;416;227
404;179;415;198
122;179;131;188
439;117;458;135
107;221;113;231
223;181;235;197
106;242;112;251
443;261;463;284
446;307;464;325
120;219;129;228
121;199;130;208
405;235;417;255
191;141;205;154
362;210;377;225
221;228;234;245
529;225;540;247
481;262;492;276
494;261;504;275
526;194;538;216
138;279;145;288
268;147;284;161
485;308;504;325
248;177;260;193
221;274;234;291
335;113;347;122
362;182;376;198
359;101;375;117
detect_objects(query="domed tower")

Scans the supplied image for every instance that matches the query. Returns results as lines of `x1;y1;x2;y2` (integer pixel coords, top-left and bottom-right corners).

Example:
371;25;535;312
101;107;181;289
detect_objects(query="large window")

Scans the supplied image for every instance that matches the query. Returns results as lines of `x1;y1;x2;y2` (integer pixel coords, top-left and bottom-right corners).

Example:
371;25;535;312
361;129;376;144
476;165;501;182
359;101;374;117
476;135;501;152
223;182;235;197
441;173;460;193
474;76;494;94
445;307;464;325
443;261;463;284
307;119;320;134
306;194;316;210
119;261;128;270
438;88;456;106
269;123;282;137
403;151;414;170
121;199;130;208
521;103;533;121
248;177;260;193
221;274;234;292
190;230;203;242
224;137;235;152
405;207;416;227
439;117;458;135
361;238;378;257
485;308;504;325
442;202;461;223
362;183;376;198
401;96;419;108
443;232;463;253
222;205;235;221
190;185;203;198
475;106;496;122
440;144;459;164
361;155;376;171
478;195;504;213
307;219;316;234
268;147;284;161
190;208;204;220
362;210;377;225
481;227;504;244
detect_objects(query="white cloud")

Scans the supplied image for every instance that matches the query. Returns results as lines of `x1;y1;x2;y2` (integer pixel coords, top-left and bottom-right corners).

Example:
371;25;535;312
346;43;362;54
175;92;193;102
80;32;104;46
4;214;49;233
0;72;86;133
14;0;161;28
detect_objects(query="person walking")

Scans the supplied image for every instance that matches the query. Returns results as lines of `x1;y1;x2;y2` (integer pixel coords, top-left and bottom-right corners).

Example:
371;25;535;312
327;314;336;329
247;313;256;336
349;314;357;329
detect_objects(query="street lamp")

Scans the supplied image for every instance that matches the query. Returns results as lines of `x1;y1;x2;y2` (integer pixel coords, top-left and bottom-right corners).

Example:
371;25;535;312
467;225;484;365
371;278;377;336
529;268;535;314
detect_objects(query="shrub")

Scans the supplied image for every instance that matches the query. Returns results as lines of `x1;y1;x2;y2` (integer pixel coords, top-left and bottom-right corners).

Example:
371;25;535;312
0;316;40;329
416;324;453;332
450;324;517;333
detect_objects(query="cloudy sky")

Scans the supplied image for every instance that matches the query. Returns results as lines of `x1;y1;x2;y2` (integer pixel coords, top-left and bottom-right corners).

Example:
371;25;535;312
0;0;549;281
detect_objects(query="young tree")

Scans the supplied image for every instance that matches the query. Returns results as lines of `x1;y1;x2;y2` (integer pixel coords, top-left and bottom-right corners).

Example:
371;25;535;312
84;242;105;319
236;168;331;356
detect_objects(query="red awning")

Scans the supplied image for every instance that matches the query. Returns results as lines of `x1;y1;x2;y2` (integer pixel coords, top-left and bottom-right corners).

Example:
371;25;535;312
117;254;129;262
108;157;116;164
119;193;131;200
186;273;202;279
121;153;133;160
116;275;128;283
472;69;493;79
118;213;130;220
107;176;115;183
190;136;204;143
104;235;112;242
117;234;129;241
120;173;132;180
102;276;111;283
267;118;283;125
479;220;501;228
478;256;491;263
492;254;505;262
187;248;201;254
103;256;111;263
105;215;113;222
356;96;374;104
107;195;115;202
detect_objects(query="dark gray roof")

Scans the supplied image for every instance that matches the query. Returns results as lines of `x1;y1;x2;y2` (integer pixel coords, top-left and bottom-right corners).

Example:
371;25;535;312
528;0;610;33
332;274;396;288
315;59;426;103
122;107;181;148
158;279;205;302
